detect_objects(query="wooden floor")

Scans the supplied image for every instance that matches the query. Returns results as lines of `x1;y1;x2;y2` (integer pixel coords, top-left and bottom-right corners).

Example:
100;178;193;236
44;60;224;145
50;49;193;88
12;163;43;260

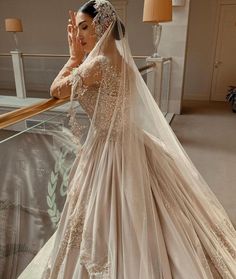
171;100;236;226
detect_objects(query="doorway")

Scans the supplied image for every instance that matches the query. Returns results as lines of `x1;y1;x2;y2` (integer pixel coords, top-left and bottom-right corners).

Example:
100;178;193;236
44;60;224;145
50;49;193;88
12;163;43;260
211;3;236;101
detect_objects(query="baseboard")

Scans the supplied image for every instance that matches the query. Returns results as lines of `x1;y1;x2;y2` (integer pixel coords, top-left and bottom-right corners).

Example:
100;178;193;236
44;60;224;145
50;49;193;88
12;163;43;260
183;94;210;101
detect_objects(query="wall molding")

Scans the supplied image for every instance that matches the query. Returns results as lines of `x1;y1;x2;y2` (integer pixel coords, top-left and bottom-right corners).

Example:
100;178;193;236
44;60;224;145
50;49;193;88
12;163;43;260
173;0;186;6
220;0;236;4
183;94;210;101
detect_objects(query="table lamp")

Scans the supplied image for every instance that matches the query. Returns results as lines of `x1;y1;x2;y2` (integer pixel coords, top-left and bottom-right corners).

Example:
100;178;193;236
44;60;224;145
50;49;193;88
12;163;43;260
143;0;172;57
5;18;23;50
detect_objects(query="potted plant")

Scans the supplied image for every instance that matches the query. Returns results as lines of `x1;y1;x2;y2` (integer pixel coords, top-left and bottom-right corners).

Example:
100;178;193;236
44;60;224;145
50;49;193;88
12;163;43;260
226;86;236;113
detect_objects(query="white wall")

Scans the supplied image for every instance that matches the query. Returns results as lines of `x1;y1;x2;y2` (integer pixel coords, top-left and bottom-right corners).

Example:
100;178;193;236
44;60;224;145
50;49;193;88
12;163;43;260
0;0;154;95
0;0;153;55
126;0;153;55
0;0;81;93
183;0;219;100
0;0;191;114
158;1;191;114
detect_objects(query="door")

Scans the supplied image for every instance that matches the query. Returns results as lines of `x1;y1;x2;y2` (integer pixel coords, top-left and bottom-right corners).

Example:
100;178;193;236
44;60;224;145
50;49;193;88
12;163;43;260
211;4;236;101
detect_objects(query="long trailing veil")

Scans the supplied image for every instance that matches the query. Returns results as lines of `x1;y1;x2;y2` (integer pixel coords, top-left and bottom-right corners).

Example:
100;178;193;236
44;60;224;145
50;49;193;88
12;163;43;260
18;0;236;278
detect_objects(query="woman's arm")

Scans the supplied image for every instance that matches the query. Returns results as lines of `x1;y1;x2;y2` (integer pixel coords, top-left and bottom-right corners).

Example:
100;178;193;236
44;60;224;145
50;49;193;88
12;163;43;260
50;58;81;99
50;10;84;99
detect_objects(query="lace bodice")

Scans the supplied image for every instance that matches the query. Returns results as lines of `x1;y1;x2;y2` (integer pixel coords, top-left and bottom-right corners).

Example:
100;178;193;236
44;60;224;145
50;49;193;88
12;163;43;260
69;55;127;139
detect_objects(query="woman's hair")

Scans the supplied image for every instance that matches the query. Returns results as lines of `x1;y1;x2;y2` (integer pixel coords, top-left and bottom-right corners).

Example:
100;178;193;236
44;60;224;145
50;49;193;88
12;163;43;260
79;0;125;40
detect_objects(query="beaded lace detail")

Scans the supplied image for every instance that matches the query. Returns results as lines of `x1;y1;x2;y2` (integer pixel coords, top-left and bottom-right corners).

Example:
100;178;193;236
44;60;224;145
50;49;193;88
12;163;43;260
44;56;126;278
93;0;117;39
68;55;126;143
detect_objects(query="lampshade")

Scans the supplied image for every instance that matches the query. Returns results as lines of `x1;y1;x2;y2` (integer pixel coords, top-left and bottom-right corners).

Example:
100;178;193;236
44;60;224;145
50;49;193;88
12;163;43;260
143;0;172;23
5;18;23;32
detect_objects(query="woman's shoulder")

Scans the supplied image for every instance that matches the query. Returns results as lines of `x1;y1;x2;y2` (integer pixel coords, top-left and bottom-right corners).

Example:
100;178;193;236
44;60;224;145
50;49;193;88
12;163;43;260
93;55;112;72
79;55;109;75
88;54;109;66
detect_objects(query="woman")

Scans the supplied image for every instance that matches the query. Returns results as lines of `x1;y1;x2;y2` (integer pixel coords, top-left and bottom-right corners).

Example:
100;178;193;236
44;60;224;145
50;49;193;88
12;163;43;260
19;0;236;278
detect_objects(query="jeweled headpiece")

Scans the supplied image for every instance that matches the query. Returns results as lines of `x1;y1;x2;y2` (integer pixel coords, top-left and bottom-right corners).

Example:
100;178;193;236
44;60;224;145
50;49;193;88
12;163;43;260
93;0;117;38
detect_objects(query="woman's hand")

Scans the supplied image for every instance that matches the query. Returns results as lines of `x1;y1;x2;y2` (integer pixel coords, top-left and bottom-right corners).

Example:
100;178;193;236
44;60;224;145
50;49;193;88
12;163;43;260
67;10;84;66
50;11;85;99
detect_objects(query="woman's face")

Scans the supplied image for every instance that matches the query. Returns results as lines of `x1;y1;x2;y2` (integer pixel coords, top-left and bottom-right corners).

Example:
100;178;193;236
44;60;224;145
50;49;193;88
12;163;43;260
76;12;97;54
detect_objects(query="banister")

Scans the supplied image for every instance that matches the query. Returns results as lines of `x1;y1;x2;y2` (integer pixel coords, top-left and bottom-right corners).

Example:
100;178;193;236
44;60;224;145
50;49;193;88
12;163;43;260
0;53;148;59
0;97;69;129
139;63;156;73
0;63;155;129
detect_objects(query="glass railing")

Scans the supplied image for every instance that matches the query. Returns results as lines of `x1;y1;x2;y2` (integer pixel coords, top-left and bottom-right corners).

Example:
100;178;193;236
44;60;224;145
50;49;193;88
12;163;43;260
1;53;172;116
0;53;148;99
0;107;88;278
160;59;172;115
0;57;174;277
0;53;15;97
22;54;68;99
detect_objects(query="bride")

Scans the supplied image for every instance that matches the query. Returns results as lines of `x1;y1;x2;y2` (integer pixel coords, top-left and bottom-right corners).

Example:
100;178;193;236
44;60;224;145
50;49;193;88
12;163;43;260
19;0;236;278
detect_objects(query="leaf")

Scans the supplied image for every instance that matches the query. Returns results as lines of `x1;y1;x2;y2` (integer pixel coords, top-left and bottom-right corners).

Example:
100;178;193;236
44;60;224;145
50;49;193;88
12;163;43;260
56;210;60;219
51;171;57;185
51;193;56;204
47;196;52;208
47;209;55;217
52;215;60;223
48;183;54;197
46;148;71;227
52;204;57;215
55;161;59;173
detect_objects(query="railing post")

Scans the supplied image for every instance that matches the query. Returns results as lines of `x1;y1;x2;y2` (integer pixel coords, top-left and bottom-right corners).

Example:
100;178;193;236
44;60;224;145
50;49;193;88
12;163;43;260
146;57;163;106
146;56;172;113
11;50;26;98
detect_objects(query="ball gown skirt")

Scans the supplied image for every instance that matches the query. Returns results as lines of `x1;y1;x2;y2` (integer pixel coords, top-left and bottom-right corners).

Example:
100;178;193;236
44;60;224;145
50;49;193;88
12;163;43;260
18;128;236;279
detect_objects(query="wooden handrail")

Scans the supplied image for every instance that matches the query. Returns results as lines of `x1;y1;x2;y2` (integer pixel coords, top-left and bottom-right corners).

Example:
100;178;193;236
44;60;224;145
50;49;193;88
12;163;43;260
0;97;69;129
0;53;148;59
0;63;155;129
139;63;156;73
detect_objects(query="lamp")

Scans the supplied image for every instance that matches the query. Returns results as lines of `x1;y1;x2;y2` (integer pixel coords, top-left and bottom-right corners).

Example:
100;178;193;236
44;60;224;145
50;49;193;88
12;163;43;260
143;0;172;57
5;18;23;50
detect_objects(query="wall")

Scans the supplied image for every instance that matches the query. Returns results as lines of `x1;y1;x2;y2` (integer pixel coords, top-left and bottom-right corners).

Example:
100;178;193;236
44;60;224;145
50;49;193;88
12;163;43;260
126;0;153;55
0;0;153;95
0;0;153;54
183;0;219;100
158;1;191;114
0;0;191;114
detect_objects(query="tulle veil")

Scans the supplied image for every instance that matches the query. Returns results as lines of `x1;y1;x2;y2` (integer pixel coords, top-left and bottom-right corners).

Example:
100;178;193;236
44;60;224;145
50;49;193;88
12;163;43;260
18;0;236;278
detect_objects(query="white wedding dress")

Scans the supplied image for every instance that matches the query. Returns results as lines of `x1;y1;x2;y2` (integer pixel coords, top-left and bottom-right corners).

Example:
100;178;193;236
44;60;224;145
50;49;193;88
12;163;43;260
18;2;236;278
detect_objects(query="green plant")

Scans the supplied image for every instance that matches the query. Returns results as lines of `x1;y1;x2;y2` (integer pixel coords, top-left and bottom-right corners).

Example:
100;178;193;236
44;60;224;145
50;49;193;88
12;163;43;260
47;149;70;228
226;86;236;113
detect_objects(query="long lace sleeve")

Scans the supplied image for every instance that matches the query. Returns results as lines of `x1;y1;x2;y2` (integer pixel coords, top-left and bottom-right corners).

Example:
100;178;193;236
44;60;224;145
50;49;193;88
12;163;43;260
70;55;107;97
67;55;108;143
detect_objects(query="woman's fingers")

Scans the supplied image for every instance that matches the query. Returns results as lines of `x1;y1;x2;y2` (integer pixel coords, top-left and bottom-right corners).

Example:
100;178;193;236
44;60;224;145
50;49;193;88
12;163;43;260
69;10;73;22
68;29;76;47
67;21;77;40
67;10;82;59
68;13;77;39
72;11;77;26
69;10;77;27
67;26;72;44
68;10;78;41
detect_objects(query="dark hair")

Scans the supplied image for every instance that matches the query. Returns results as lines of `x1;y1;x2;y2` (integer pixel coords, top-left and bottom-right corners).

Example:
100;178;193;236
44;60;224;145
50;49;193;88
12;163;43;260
79;0;125;40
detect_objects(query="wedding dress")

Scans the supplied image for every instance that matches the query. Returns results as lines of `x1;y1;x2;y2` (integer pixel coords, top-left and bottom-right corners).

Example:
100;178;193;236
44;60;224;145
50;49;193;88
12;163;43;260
18;1;236;278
